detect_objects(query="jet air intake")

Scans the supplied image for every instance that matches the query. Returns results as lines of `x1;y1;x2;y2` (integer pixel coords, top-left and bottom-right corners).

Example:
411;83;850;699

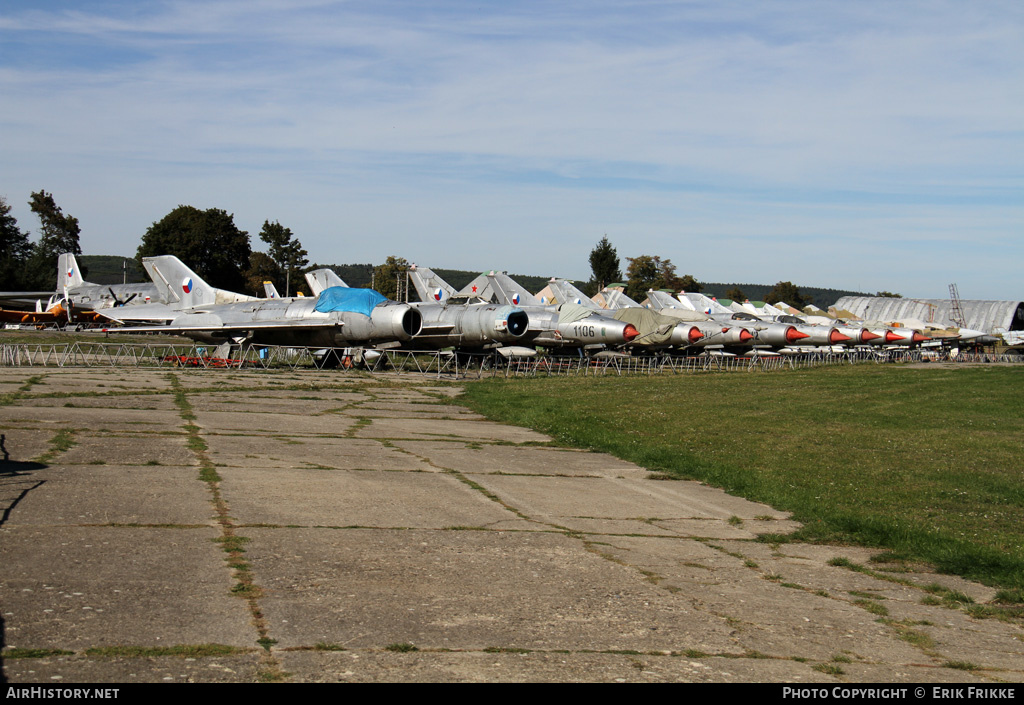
502;309;530;338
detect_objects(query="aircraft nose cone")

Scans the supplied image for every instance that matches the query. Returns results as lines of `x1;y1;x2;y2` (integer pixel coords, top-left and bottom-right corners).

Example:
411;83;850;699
738;328;754;343
912;332;930;342
688;326;703;344
884;330;905;343
861;330;881;342
829;329;852;344
786;327;810;344
623;324;639;342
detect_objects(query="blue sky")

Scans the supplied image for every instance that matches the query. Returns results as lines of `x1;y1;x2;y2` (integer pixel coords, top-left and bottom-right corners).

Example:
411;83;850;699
1;1;1021;299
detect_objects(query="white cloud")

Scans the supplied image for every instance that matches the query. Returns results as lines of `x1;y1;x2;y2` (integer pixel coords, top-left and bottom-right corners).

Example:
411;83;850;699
1;0;1021;300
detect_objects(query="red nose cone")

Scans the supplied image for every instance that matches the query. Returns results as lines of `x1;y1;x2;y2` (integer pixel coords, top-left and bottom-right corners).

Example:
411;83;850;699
623;324;639;342
786;326;810;343
688;326;704;344
861;330;881;342
739;328;754;343
885;330;905;343
912;332;930;342
829;329;852;344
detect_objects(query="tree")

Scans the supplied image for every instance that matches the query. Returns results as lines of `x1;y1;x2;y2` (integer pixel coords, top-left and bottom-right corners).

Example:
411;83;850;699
725;286;747;302
764;281;808;308
27;190;82;288
876;291;902;298
587;236;621;293
372;255;410;300
0;195;34;290
623;255;690;301
137;206;251;293
259;220;308;297
242;251;281;298
678;274;703;294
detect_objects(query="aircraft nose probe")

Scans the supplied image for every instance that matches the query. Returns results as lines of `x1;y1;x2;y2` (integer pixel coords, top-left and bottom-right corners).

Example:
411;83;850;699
623;324;639;342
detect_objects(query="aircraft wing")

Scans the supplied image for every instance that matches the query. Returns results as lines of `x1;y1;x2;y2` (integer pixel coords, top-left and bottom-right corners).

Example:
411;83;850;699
0;292;56;309
105;318;346;335
97;303;181;324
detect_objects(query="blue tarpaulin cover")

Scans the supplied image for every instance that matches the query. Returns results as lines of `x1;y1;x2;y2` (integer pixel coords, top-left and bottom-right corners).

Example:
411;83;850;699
314;287;388;317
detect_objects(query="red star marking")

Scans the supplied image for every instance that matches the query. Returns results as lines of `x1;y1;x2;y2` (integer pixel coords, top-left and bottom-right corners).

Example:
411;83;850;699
472;285;478;292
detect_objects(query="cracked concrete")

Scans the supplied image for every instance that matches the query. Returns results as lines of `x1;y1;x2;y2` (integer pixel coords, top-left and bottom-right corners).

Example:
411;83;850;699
0;368;1020;683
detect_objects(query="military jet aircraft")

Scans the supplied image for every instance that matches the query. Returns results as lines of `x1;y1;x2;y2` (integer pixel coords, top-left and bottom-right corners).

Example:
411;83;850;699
411;268;640;350
660;291;862;350
103;256;422;350
302;266;531;351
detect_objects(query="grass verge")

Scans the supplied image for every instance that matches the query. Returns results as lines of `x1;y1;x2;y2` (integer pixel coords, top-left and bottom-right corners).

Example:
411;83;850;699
461;365;1024;589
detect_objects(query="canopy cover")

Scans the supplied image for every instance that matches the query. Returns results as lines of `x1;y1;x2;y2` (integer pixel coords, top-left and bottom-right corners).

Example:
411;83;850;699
613;308;678;345
556;303;595;325
314;287;388;318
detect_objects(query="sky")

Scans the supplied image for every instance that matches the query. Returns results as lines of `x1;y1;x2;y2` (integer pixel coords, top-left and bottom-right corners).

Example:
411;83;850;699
1;0;1021;300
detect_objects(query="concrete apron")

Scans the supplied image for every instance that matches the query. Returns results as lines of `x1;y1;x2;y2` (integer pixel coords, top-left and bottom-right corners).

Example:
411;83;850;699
0;368;1016;683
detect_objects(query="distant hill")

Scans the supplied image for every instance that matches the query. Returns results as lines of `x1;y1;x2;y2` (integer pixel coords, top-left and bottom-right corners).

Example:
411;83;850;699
83;256;866;307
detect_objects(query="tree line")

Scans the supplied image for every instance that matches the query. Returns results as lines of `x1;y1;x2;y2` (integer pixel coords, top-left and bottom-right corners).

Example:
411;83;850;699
2;190;879;306
1;193;310;298
580;235;855;308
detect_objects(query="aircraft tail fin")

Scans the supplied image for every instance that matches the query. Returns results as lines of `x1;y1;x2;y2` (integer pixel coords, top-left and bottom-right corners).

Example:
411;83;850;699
305;269;348;295
491;272;542;307
143;255;257;309
407;265;455;303
58;253;85;292
263;281;281;299
545;279;600;310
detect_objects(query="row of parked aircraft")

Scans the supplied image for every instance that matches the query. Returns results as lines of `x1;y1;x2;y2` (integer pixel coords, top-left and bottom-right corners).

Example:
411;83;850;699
1;254;995;362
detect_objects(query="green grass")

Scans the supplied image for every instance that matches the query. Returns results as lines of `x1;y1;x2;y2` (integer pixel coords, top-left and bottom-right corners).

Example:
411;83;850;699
84;644;246;658
461;365;1024;589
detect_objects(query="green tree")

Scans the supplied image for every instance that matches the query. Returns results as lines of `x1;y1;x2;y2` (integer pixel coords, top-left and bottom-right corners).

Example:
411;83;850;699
259;220;308;297
587;236;621;294
27;190;82;288
624;255;688;301
765;281;808;308
136;206;252;293
0;195;34;290
372;255;410;300
678;274;703;294
725;286;747;302
243;251;281;298
876;291;902;298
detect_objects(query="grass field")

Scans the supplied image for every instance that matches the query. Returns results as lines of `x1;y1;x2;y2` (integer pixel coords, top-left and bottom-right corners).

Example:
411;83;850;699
462;364;1024;590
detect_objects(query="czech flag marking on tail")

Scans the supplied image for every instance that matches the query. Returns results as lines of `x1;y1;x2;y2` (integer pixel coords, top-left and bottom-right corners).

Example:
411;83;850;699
182;278;193;294
511;293;520;305
433;288;444;301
